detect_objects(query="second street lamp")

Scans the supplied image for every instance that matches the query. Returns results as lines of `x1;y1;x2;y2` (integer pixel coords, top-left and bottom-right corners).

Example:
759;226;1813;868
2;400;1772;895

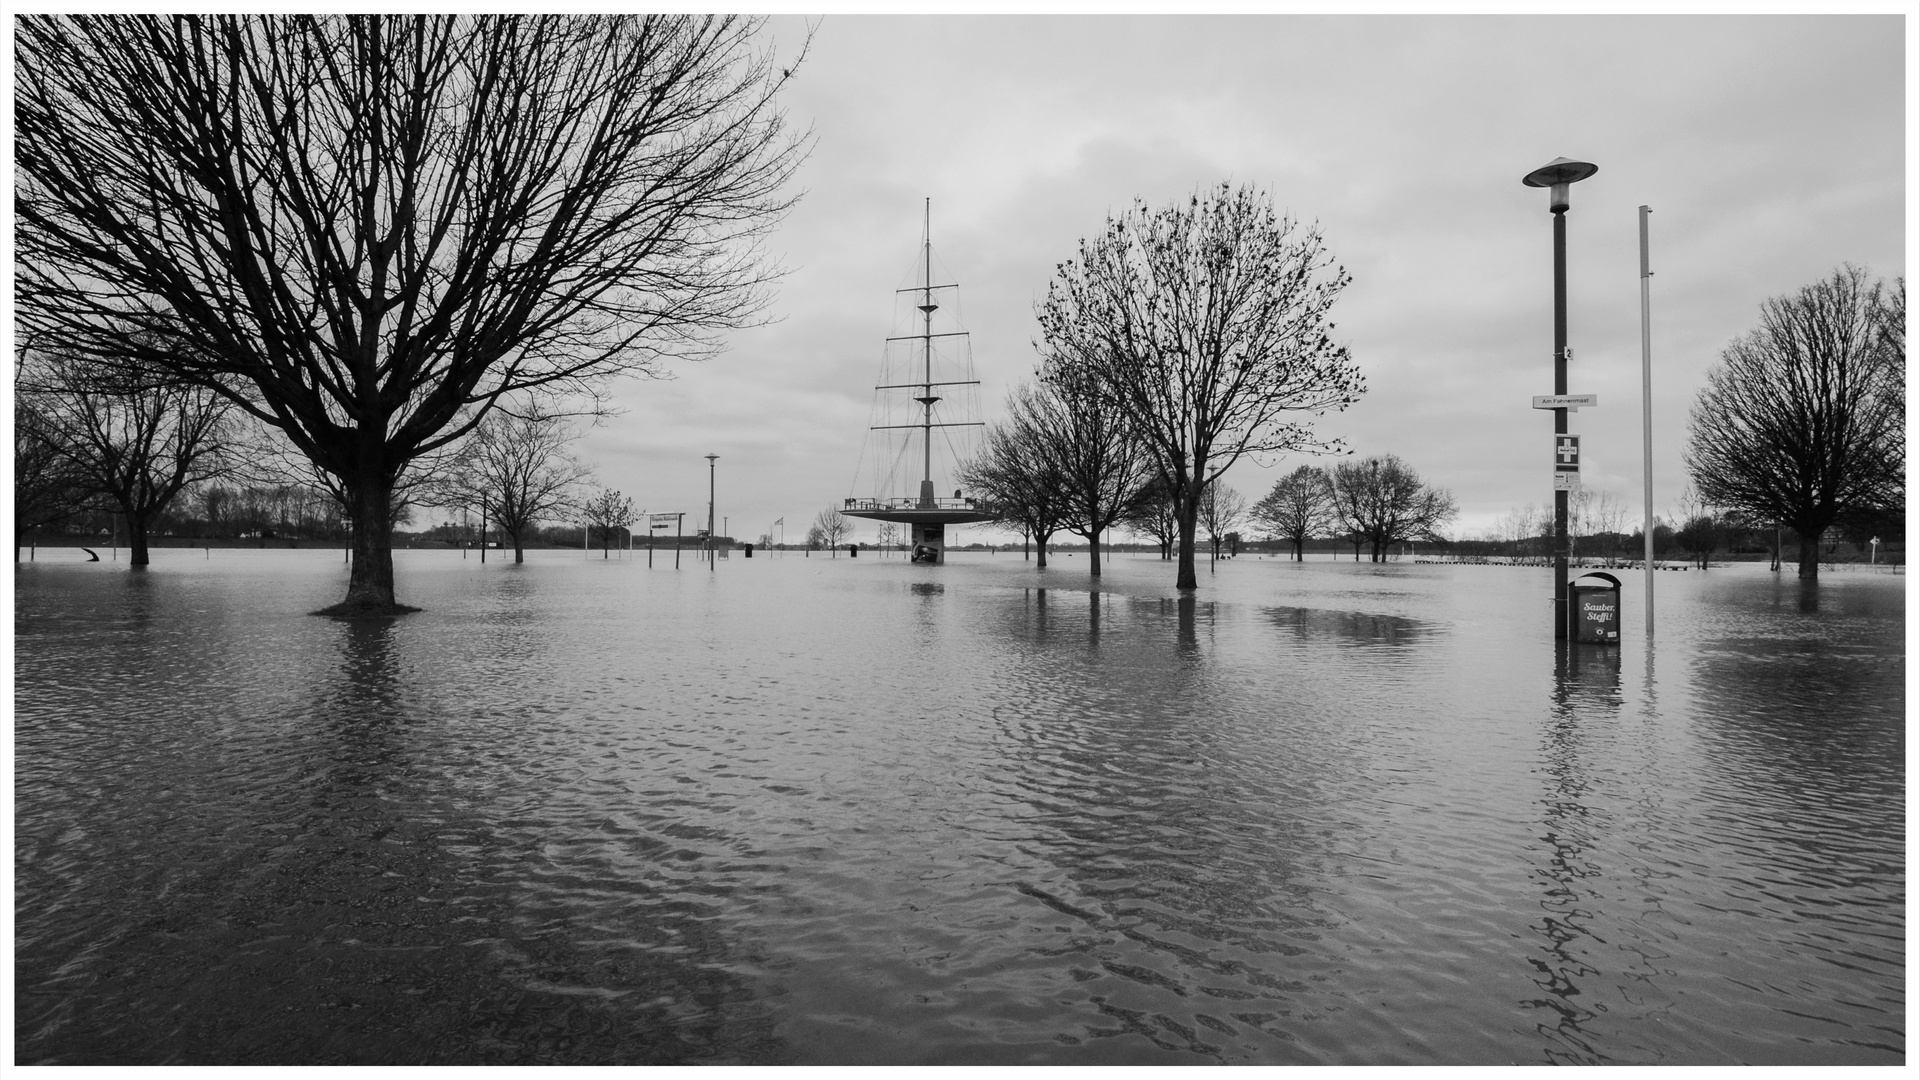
1522;156;1598;640
705;453;719;572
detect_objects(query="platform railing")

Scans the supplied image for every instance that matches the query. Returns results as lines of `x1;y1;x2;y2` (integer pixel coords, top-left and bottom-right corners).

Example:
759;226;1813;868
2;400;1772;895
844;497;993;514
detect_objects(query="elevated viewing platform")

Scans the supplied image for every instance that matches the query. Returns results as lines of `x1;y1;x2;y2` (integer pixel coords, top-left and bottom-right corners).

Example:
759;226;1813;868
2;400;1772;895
842;493;996;526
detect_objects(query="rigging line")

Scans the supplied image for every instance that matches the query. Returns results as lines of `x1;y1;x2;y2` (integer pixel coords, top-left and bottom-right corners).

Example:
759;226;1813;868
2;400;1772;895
880;430;915;496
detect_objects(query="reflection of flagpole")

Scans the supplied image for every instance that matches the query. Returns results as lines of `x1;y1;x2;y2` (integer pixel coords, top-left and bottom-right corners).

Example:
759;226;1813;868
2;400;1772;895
1639;205;1655;638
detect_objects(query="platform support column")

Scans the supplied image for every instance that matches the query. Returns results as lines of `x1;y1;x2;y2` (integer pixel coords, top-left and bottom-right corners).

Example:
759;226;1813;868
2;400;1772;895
911;522;946;565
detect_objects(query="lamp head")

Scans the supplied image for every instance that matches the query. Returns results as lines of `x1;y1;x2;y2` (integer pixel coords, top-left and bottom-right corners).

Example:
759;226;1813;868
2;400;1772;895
1522;157;1598;212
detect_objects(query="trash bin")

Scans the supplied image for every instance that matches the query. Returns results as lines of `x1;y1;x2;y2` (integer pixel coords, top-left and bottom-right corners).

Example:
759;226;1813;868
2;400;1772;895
848;544;858;558
744;544;753;558
1569;571;1622;643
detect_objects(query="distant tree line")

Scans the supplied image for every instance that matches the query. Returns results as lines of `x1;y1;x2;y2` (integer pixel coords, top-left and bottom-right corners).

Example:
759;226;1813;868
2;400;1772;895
1248;456;1456;562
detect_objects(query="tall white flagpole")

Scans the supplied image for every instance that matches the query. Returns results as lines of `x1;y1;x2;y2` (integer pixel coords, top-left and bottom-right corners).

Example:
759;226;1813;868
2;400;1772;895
1639;205;1655;637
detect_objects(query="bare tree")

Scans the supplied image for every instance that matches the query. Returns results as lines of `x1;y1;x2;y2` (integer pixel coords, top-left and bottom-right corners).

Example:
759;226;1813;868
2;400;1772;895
582;489;635;559
1667;486;1722;570
960;386;1071;569
440;404;591;563
17;353;236;567
812;506;849;556
1572;488;1630;563
982;376;1151;577
1502;503;1546;558
16;15;808;613
1252;464;1335;561
1123;474;1179;561
1685;266;1903;580
1198;481;1247;565
13;391;89;561
1036;183;1365;589
1326;455;1456;562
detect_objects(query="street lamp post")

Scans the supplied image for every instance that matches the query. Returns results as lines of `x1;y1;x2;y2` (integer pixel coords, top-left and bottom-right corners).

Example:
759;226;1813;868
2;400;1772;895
705;453;719;572
1523;156;1598;640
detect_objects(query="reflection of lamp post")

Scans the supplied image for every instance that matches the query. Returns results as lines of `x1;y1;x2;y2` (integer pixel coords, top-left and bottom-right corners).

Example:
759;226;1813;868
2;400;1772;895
1523;156;1598;640
705;453;719;572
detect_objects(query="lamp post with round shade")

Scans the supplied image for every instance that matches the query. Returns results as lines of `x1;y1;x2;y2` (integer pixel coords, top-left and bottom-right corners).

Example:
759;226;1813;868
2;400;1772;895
1522;157;1597;640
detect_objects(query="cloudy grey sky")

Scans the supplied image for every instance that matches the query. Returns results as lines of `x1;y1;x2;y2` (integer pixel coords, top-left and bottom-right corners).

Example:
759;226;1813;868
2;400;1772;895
574;12;1909;545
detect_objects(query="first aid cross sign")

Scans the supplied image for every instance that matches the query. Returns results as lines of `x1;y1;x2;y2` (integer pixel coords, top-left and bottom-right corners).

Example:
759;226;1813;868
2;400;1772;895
1554;435;1581;472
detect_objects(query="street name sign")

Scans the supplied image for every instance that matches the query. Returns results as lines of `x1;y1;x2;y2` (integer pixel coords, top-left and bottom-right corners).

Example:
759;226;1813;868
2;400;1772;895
1533;394;1598;410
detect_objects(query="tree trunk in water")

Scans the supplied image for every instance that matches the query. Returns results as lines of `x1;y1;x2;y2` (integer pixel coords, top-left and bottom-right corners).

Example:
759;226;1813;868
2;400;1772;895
127;513;151;567
1088;531;1102;577
1036;536;1048;569
1175;504;1200;590
1796;527;1820;581
322;474;409;615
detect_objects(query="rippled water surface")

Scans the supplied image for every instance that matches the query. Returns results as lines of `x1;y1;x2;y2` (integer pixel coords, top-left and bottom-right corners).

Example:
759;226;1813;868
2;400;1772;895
13;548;1907;1064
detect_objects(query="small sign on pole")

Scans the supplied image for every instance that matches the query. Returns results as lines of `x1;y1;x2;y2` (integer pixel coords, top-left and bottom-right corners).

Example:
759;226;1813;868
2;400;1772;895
1554;434;1581;472
1553;472;1580;491
1533;394;1598;410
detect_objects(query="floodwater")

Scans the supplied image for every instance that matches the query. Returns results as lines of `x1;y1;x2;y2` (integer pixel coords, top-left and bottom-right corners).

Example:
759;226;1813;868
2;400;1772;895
12;547;1907;1065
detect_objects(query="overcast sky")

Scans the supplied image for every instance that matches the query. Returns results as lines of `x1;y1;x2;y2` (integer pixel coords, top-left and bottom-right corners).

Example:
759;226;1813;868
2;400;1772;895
573;11;1909;545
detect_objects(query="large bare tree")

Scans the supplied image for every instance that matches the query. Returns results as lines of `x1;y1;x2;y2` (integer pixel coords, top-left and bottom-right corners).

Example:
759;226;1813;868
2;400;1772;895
1036;183;1365;589
1685;266;1904;580
1252;464;1335;561
15;14;807;613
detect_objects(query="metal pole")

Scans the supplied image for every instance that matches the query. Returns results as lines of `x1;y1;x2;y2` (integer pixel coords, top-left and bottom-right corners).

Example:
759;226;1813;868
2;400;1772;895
706;454;718;572
1639;205;1655;637
1552;200;1569;639
923;200;934;498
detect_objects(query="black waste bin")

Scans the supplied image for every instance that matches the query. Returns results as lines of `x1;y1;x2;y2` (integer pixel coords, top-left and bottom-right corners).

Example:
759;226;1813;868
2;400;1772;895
1569;571;1621;643
744;543;753;558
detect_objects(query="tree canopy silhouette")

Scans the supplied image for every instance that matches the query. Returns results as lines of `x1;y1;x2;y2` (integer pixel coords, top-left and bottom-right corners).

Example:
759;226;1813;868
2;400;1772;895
15;14;807;613
1684;266;1903;580
1037;183;1363;589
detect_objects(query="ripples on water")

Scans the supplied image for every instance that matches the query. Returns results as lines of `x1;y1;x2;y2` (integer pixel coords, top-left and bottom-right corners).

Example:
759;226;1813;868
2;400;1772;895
12;549;1906;1064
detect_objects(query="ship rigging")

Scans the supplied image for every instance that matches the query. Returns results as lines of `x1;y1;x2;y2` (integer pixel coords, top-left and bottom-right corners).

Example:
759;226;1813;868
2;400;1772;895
844;200;994;564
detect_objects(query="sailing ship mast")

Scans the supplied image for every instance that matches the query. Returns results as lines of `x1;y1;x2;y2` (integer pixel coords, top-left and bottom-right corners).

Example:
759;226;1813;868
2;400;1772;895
844;199;994;563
